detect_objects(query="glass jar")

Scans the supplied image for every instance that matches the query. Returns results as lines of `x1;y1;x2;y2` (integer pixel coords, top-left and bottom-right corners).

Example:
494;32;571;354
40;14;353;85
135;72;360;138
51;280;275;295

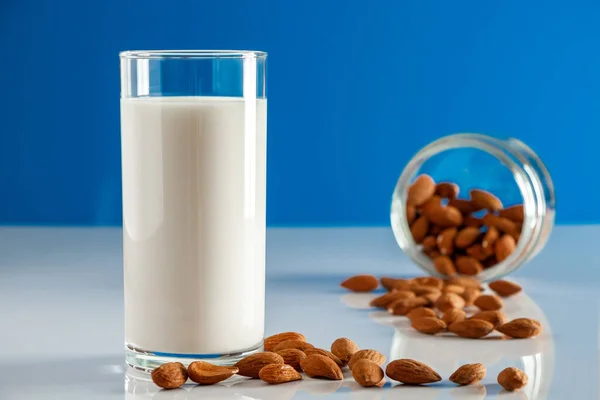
390;133;555;281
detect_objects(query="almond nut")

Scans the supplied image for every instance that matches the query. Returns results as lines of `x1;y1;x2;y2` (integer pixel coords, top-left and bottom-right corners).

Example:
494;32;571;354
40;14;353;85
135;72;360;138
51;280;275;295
470;189;503;211
455;227;480;249
188;361;238;385
412;277;444;289
410;285;441;296
448;319;494;339
474;294;504;311
264;332;307;352
407;174;436;206
461;287;482;307
466;243;491;261
388;296;429;315
275;348;306;371
341;274;379;292
445;276;483;290
411;317;447;334
449;363;486;385
481;226;499;250
259;363;302;384
421;236;437;251
437;227;457;256
497;318;542;338
300;354;343;380
449;198;479;214
234;352;285;378
483;213;520;236
151;362;188;389
495;234;517;262
273;340;314;353
370;291;415;308
435;293;466;312
455;256;483;276
348;349;386;370
498;204;524;223
406;307;437;321
435;182;459;199
406;205;417;224
498;367;528;391
380;277;413;291
434;255;457;276
429;206;463;227
464;216;484;228
410;215;430;243
488;280;522;297
420;195;442;218
470;310;508;329
442;308;466;325
305;348;344;367
330;337;359;363
385;359;441;384
443;284;465;295
351;359;385;387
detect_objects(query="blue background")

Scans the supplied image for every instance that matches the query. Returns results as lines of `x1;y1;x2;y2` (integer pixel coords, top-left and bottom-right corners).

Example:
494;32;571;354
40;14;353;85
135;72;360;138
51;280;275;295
1;0;598;226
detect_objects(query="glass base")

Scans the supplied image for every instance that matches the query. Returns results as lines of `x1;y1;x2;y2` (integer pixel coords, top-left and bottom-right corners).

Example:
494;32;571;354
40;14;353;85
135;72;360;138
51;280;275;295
125;341;264;373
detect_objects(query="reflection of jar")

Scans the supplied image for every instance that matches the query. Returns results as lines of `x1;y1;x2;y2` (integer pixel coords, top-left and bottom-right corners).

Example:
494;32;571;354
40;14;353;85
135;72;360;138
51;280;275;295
391;133;555;281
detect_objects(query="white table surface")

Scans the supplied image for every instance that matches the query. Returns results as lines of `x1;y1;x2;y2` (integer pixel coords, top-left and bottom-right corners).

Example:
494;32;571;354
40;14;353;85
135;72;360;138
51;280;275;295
0;226;597;399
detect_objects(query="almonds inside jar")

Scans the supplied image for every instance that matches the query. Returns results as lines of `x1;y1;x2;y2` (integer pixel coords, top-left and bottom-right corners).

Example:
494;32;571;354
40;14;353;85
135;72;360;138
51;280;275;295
407;174;523;276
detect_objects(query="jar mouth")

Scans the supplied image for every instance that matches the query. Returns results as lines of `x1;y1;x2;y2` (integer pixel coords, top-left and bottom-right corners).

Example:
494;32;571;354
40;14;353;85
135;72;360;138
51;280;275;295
119;50;267;60
391;133;554;281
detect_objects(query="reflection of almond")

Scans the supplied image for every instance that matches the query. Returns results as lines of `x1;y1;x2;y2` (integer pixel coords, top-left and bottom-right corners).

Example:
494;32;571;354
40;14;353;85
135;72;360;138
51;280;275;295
264;332;306;352
301;354;344;380
351;359;385;387
341;275;379;292
449;363;486;385
448;319;494;339
259;364;302;384
188;361;238;385
235;352;285;378
330;337;359;364
386;359;441;384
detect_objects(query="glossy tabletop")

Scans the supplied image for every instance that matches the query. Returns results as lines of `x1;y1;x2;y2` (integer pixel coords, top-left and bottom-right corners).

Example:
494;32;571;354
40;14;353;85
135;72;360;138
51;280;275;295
0;226;597;399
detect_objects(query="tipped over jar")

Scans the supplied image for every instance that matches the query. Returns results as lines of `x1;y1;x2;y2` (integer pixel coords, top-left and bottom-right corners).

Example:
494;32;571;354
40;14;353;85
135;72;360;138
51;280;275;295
390;133;556;281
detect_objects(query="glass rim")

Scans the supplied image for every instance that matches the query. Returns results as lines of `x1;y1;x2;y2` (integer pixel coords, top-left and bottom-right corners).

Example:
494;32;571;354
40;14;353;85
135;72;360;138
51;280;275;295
119;50;267;60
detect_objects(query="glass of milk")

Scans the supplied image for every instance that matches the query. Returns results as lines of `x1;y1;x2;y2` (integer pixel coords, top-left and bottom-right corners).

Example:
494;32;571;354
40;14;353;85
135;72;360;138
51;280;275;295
119;50;267;372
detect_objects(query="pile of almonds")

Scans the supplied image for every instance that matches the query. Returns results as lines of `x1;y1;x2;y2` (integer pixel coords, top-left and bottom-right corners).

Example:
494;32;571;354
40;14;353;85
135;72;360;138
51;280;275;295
406;174;524;276
341;274;541;340
151;334;528;392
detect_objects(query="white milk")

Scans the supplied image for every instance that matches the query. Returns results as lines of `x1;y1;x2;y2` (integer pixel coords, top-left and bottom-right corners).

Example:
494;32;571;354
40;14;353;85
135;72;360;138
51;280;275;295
121;97;266;355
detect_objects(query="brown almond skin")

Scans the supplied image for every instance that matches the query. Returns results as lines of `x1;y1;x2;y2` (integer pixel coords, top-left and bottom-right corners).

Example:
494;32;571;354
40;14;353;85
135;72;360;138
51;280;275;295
380;277;412;291
388;296;429;315
464;216;483;228
429;206;463;228
434;255;457;276
466;243;492;262
435;293;465;312
264;332;306;352
449;363;486;385
455;256;483;276
498;367;528;391
489;280;522;297
483;213;520;236
446;276;483;290
410;285;441;296
235;352;285;378
449;198;479;214
429;224;443;236
259;363;302;384
420;195;442;219
406;306;438;321
443;284;465;295
351;359;385;387
370;290;415;308
300;354;343;380
424;249;441;260
437;227;457;256
407;174;436;206
449;319;494;338
420;291;441;306
442;308;466;325
455;227;481;249
411;215;430;243
482;226;499;250
474;294;504;311
272;339;314;353
435;182;459;199
341;274;379;292
470;310;508;329
406;205;417;224
412;277;444;289
348;349;386;370
276;348;306;371
411;317;447;334
470;189;503;211
385;359;442;384
497;318;542;338
151;362;188;389
461;287;482;307
421;235;437;251
330;337;359;363
305;348;344;367
499;204;524;222
188;361;239;385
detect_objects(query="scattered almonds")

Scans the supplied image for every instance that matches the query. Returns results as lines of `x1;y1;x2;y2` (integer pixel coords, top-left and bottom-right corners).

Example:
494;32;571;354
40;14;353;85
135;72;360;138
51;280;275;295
448;319;494;339
385;359;441;384
488;280;522;297
305;348;344;367
498;367;528;391
300;354;343;380
188;361;238;385
470;310;508;329
264;332;306;352
330;337;359;364
234;352;284;378
406;307;437;321
435;293;466;312
151;362;188;389
351;359;385;387
411;317;447;334
348;349;386;370
258;364;302;384
449;363;486;385
497;318;542;338
272;340;314;352
275;348;306;371
442;308;466;325
370;291;415;308
474;294;504;311
341;274;379;292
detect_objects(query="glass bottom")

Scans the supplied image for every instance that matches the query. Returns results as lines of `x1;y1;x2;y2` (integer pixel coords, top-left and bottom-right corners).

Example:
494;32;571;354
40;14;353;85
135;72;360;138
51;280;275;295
125;341;264;373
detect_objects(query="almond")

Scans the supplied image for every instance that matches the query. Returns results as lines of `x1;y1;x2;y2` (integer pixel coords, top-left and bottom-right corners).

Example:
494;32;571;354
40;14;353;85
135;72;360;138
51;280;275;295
443;284;465;295
411;317;447;334
275;348;306;371
448;319;494;338
406;205;417;224
497;318;542;338
488;280;522;297
498;367;528;391
410;215;430;243
442;308;466;325
466;243;491;261
446;276;483;290
151;362;188;389
407;174;436;206
259;363;302;384
464;215;483;228
380;277;413;291
410;285;441;296
369;291;415;308
435;293;465;312
305;348;344;367
429;206;463;227
420;195;442;218
435;182;459;199
470;310;508;329
495;234;517;262
455;227;480;249
455;256;483;276
273;340;314;352
434;255;457;276
429;224;443;235
437;227;457;256
474;294;503;311
385;359;441;384
449;363;486;385
449;198;479;214
420;291;441;305
348;349;386;370
351;359;385;387
481;226;499;250
341;274;379;292
330;337;359;363
389;296;429;315
264;332;306;352
412;276;444;289
483;213;520;236
499;204;524;222
301;354;343;380
421;235;437;251
188;361;238;385
461;287;482;307
406;307;437;320
470;189;503;211
235;352;284;378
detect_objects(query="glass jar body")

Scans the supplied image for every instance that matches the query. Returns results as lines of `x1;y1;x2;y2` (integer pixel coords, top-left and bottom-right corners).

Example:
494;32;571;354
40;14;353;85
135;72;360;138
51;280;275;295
390;133;555;281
